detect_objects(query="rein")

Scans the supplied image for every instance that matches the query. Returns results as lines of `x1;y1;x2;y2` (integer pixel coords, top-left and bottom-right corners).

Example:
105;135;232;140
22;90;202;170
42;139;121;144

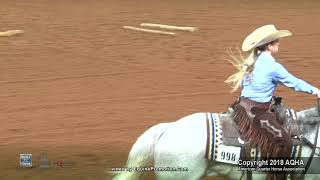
299;98;320;178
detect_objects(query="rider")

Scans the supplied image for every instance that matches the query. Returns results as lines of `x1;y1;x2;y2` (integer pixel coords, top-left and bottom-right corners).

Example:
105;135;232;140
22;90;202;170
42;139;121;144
225;24;320;179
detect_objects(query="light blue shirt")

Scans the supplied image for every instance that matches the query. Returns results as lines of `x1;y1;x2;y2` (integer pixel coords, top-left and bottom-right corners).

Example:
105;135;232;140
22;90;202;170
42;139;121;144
241;52;318;103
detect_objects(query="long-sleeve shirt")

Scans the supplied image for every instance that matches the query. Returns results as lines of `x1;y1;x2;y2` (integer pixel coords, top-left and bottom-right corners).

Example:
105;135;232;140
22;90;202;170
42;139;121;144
241;51;318;103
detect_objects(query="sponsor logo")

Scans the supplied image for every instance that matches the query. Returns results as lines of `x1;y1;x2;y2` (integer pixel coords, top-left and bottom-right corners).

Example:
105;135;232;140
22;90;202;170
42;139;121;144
20;154;32;168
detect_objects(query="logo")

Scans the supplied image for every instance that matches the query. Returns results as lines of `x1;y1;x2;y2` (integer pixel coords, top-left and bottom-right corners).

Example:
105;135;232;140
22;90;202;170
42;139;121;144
20;154;32;167
39;153;50;168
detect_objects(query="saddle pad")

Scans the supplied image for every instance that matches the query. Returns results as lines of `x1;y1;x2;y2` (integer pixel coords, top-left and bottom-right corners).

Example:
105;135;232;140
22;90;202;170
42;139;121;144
205;113;241;165
205;111;301;165
221;117;243;146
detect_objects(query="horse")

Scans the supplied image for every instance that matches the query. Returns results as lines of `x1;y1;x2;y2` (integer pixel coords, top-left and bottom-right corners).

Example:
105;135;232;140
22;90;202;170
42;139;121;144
111;101;320;180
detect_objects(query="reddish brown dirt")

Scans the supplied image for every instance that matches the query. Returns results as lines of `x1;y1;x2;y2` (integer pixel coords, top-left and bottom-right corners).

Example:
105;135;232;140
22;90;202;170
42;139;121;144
1;0;320;179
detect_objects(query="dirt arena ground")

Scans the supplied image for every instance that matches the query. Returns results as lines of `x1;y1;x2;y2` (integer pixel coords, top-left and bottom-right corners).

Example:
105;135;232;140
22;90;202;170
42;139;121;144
1;0;320;179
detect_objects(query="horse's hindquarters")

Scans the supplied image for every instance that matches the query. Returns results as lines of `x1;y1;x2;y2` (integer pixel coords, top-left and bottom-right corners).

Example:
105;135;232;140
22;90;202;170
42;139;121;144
153;113;209;180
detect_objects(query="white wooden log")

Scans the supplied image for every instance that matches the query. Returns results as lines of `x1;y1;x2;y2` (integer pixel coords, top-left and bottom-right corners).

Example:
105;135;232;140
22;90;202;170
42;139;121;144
0;30;24;37
140;23;198;32
123;26;175;36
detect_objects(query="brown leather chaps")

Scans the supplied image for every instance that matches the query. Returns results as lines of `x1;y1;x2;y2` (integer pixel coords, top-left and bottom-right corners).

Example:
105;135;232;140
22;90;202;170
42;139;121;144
232;97;293;180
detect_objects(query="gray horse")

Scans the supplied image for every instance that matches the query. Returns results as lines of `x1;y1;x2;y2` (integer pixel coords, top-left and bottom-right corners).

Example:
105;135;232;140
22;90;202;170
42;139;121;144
112;103;320;180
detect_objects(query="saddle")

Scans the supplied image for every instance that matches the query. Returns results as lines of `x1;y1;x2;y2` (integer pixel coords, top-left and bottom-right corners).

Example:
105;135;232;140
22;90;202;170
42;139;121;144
222;96;302;147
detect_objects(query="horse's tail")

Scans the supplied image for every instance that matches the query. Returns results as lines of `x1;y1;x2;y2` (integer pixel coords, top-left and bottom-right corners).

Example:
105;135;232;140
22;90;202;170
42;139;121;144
111;123;168;180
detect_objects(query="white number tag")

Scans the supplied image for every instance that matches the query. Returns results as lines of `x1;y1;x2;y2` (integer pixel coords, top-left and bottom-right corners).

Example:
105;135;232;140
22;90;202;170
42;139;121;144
216;144;241;164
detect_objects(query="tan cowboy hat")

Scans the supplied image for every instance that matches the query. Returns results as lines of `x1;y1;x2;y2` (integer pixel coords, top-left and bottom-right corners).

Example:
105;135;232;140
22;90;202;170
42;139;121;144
242;24;292;52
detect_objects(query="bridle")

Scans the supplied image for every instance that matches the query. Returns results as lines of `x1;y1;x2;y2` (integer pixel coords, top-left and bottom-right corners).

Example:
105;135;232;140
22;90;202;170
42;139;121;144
299;98;320;178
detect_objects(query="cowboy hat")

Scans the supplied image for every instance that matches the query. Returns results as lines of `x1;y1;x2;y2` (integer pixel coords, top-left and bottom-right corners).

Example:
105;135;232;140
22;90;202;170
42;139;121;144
242;24;292;52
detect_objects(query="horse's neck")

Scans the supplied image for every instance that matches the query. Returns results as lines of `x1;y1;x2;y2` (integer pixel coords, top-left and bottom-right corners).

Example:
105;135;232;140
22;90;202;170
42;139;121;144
297;107;318;120
302;123;320;150
298;106;319;141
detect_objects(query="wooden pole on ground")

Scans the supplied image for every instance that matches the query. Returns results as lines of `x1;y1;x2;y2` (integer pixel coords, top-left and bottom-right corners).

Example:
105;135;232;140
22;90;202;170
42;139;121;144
0;30;24;37
140;23;198;32
123;26;175;36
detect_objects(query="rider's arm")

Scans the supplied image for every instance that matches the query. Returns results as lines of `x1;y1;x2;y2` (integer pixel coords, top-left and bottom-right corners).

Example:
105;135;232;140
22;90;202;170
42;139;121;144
272;62;319;95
